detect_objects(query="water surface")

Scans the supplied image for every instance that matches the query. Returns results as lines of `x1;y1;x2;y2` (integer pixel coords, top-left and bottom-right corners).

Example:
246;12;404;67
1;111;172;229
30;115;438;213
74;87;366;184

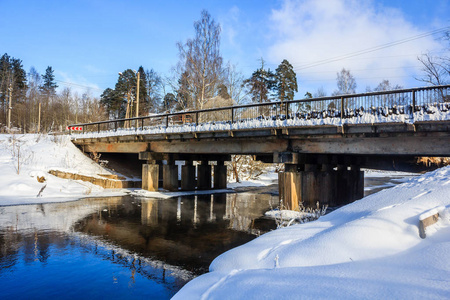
0;193;277;299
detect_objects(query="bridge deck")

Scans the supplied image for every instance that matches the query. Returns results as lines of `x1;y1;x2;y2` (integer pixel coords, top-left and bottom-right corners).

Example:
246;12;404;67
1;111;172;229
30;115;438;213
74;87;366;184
70;85;450;159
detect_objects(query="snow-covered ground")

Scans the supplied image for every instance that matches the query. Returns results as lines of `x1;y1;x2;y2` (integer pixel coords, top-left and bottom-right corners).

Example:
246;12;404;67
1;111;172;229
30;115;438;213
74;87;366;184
0;134;129;206
174;167;450;299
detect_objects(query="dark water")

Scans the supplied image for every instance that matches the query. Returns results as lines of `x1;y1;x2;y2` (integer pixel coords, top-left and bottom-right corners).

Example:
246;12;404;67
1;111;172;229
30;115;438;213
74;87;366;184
0;193;278;299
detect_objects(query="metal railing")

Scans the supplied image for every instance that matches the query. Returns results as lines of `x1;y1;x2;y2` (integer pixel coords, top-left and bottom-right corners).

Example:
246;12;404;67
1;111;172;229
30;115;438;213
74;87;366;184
68;85;450;135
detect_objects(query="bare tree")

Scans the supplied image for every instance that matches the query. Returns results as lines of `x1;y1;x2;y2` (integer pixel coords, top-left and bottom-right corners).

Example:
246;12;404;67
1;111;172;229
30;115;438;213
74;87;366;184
176;10;224;110
373;79;403;106
224;62;248;105
417;31;449;86
333;68;357;96
417;53;449;86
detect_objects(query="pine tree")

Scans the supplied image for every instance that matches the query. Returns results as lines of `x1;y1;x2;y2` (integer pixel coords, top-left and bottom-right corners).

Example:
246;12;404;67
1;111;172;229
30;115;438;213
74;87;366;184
0;54;12;124
40;66;58;96
162;93;177;112
11;58;28;102
0;54;29;127
114;69;137;119
100;88;122;118
137;66;149;115
275;59;298;102
244;59;275;103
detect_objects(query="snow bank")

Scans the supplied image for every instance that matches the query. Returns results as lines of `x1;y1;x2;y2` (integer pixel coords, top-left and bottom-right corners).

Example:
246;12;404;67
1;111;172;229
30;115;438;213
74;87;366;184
174;167;450;299
0;134;127;206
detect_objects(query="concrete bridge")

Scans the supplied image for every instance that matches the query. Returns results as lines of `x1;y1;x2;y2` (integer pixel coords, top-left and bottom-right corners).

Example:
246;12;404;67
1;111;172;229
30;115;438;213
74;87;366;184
70;85;450;209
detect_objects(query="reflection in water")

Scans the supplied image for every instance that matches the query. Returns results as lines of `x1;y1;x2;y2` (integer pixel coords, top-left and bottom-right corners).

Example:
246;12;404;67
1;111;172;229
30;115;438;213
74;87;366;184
0;192;277;298
74;193;277;274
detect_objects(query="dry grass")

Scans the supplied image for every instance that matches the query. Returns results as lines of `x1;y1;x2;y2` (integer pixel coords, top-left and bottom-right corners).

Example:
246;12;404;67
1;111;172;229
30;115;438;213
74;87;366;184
417;157;450;167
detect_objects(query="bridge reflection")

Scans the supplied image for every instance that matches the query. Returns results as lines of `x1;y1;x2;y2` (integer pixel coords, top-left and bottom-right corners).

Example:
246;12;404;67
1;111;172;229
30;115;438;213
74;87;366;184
74;193;278;273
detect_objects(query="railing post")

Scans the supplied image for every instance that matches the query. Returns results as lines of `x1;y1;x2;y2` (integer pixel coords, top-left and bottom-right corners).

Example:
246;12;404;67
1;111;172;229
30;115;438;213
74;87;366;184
412;90;416;113
231;107;234;123
98;123;100;133
115;121;117;132
285;102;289;119
141;118;144;130
340;97;344;119
196;111;199;126
166;115;169;128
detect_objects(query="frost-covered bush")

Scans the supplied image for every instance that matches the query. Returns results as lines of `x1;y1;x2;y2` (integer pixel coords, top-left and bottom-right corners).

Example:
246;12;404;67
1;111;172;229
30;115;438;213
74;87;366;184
266;201;328;228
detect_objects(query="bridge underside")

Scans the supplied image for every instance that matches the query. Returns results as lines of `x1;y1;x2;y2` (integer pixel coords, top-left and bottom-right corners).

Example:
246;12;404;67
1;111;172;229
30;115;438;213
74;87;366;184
72;121;450;208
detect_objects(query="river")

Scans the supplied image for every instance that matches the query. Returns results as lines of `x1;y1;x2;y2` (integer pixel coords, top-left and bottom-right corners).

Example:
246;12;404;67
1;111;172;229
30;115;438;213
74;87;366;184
0;173;414;299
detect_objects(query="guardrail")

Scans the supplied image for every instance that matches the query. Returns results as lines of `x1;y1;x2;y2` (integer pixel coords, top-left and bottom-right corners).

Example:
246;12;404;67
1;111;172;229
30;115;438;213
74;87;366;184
68;85;450;134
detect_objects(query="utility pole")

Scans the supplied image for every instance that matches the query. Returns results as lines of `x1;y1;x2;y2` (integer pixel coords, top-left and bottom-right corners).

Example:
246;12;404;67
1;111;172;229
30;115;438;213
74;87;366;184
135;71;140;118
125;89;131;128
38;102;41;133
7;84;12;130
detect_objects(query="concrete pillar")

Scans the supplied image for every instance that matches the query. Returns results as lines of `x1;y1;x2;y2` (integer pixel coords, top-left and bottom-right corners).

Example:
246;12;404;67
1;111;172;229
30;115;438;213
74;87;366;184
158;160;164;187
351;165;364;201
282;171;302;210
163;161;178;191
197;161;212;190
142;163;159;191
302;171;336;208
181;160;196;191
279;164;363;209
214;161;227;189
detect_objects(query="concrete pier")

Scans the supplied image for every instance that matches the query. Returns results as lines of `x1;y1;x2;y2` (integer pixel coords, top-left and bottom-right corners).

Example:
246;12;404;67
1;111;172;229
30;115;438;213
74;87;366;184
181;161;196;190
163;161;178;191
214;160;227;189
197;161;212;190
279;167;364;209
142;163;159;191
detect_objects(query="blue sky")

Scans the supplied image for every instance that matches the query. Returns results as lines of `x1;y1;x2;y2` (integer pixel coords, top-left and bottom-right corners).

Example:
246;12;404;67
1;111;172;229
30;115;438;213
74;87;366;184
0;0;449;98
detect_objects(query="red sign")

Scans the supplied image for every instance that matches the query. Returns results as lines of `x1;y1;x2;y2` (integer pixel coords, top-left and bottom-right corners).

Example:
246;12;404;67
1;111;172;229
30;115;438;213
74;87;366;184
67;126;83;131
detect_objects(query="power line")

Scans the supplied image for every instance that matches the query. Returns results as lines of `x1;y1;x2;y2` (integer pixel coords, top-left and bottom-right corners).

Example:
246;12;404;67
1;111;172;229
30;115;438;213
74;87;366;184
55;80;103;92
300;74;422;83
298;65;421;76
290;26;449;71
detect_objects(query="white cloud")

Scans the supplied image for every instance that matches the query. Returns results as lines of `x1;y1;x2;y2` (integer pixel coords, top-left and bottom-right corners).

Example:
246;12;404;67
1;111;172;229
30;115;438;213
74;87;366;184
266;0;445;94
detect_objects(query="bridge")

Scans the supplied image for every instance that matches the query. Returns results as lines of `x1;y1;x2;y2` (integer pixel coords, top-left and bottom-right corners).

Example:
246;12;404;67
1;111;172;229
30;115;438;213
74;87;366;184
69;85;450;209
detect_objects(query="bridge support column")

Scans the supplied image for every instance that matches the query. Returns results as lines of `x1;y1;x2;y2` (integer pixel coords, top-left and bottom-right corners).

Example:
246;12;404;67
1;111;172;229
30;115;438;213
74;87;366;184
163;161;178;191
142;162;159;191
181;160;196;191
279;164;302;210
197;161;212;190
279;163;364;209
335;165;364;206
214;160;227;189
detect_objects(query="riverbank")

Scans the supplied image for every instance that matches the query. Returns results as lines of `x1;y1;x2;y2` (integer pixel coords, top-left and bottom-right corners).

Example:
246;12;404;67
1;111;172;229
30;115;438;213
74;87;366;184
0;134;129;206
174;166;450;299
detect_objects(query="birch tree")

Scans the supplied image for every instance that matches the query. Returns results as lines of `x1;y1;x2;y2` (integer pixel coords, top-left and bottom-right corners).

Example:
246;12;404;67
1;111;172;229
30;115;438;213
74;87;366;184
176;10;224;110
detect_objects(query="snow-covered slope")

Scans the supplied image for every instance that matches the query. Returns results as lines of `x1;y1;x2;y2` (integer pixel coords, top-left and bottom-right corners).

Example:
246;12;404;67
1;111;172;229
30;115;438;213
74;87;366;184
0;134;125;206
174;167;450;299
